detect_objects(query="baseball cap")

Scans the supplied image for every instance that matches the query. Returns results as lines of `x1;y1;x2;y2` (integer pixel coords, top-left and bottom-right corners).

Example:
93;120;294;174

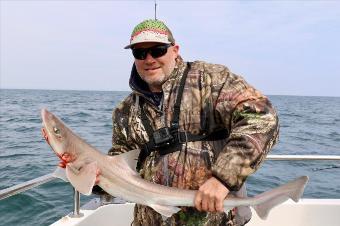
124;19;175;49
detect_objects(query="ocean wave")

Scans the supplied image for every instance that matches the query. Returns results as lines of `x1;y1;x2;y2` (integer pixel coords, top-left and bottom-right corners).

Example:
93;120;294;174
328;131;340;137
279;112;303;118
0;153;36;159
3;118;20;123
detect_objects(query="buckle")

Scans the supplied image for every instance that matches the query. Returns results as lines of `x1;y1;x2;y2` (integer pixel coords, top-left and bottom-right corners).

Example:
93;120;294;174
153;127;174;148
177;131;188;143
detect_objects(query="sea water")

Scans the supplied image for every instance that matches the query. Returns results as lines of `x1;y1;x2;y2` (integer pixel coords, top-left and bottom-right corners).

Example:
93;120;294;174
0;89;339;226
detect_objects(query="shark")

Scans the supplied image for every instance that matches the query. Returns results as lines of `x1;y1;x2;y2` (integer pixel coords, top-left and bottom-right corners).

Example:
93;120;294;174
41;108;308;219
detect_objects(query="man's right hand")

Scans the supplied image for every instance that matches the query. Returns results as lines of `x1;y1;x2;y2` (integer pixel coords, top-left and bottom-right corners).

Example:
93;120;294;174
194;177;229;213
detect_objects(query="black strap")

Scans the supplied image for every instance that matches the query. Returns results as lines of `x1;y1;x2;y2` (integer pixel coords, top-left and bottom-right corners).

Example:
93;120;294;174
139;98;154;139
137;98;156;169
172;62;191;129
138;62;191;138
177;128;229;143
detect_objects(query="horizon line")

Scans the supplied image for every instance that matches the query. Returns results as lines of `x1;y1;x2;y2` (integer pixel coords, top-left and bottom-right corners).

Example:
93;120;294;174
1;87;339;98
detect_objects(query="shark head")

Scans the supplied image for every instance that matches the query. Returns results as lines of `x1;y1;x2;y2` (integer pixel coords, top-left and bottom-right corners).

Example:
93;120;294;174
41;108;77;163
41;108;99;195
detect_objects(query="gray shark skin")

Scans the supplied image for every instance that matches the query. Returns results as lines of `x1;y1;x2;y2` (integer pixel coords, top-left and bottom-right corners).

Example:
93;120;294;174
41;108;308;219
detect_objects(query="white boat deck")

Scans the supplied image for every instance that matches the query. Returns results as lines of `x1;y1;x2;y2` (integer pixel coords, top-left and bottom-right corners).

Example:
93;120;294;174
52;199;340;226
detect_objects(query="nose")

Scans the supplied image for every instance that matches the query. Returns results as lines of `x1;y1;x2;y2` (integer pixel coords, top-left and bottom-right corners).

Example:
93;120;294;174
144;52;156;63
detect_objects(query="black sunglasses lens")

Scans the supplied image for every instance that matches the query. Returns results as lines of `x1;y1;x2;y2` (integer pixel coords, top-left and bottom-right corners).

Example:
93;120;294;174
132;49;147;60
150;46;168;58
132;44;170;60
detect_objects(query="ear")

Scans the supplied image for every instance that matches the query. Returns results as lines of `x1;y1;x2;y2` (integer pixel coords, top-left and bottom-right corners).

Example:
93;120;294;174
172;44;179;57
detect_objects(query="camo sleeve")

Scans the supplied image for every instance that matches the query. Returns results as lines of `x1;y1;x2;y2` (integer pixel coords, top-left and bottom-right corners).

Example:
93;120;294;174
211;73;279;191
108;95;137;156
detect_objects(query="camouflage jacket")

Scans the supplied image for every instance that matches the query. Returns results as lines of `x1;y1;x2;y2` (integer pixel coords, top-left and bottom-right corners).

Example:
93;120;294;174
108;58;279;226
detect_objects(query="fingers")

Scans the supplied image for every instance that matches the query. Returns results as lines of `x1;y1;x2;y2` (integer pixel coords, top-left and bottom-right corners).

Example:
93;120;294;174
57;153;72;169
201;195;209;212
195;191;217;212
96;168;101;176
194;191;203;211
58;161;66;168
215;197;224;213
95;168;101;185
194;177;229;213
207;196;216;212
61;153;72;162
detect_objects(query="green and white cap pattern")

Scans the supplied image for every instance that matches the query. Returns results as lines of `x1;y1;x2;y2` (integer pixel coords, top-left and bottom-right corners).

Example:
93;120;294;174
124;19;175;49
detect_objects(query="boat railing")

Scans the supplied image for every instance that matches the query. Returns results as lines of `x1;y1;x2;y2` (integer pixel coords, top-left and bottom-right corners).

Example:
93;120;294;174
1;154;339;218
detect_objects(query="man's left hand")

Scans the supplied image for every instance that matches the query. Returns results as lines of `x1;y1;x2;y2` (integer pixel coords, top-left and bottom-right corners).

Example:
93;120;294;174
194;177;229;212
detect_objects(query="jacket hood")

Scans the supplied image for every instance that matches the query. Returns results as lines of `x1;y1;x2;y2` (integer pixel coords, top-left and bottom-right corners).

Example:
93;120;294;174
129;64;153;96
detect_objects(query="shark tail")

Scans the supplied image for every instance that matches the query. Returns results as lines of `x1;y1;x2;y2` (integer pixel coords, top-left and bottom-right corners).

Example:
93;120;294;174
252;176;309;220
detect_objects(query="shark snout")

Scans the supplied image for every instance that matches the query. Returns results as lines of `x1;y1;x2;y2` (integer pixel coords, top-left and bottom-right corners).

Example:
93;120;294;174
41;108;50;121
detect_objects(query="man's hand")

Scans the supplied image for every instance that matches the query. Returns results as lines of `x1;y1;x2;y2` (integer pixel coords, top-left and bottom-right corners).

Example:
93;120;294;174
194;177;229;213
57;153;72;168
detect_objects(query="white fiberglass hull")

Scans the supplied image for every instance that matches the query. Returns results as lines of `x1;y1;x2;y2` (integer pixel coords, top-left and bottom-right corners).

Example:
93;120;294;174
51;199;340;226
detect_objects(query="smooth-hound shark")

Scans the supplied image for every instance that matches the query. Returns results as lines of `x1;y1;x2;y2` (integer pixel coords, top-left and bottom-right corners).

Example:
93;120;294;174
41;108;308;219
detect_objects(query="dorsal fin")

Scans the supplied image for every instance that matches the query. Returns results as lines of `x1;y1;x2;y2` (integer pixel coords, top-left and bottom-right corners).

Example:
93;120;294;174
113;149;140;171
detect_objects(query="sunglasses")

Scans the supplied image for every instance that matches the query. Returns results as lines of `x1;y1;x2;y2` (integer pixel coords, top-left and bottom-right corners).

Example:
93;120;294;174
132;44;172;60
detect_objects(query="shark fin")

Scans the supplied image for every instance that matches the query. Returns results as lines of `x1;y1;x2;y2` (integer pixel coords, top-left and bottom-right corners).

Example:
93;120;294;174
253;195;287;220
149;204;181;218
52;167;69;182
66;161;97;196
113;149;140;171
253;176;309;220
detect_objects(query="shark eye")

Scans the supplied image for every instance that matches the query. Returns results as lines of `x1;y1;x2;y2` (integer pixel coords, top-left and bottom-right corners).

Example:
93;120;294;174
53;127;61;135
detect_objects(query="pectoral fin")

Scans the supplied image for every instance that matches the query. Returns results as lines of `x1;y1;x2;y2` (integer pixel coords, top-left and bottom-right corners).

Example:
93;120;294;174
149;204;181;218
66;162;97;195
52;167;69;182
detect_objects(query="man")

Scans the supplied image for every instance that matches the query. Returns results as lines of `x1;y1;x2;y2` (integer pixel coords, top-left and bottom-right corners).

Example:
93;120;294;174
108;19;279;226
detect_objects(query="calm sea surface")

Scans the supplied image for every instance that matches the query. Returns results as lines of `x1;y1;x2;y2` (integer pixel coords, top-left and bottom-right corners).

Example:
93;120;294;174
0;89;339;226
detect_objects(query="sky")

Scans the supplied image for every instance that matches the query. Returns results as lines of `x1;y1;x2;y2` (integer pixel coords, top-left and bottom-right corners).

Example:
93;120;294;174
0;0;339;97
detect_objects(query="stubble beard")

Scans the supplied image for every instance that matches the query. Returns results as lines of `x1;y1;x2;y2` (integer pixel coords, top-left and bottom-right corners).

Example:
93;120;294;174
139;59;177;91
142;73;167;88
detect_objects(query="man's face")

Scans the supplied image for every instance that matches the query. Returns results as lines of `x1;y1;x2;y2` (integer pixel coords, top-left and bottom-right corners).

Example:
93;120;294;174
133;42;179;91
